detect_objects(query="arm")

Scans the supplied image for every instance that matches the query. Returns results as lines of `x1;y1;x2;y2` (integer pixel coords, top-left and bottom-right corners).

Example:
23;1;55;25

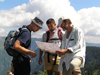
13;40;29;54
56;49;72;57
13;40;37;58
39;49;43;65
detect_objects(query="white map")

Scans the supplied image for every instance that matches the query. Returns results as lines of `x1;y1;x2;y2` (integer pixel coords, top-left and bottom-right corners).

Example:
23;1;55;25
35;41;60;53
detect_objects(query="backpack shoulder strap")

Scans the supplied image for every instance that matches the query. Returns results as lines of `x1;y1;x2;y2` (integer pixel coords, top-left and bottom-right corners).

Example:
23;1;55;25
46;30;50;42
18;26;29;37
46;30;50;64
58;28;62;41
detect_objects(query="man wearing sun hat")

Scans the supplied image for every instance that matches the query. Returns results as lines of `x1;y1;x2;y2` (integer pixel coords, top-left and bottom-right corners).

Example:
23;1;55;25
12;17;43;75
56;16;86;75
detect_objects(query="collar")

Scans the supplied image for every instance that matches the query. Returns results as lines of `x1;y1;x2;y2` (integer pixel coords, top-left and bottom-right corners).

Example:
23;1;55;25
49;28;57;33
26;27;31;32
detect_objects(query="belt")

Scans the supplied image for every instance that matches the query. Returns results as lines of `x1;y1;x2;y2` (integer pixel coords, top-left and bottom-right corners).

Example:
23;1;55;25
45;52;57;56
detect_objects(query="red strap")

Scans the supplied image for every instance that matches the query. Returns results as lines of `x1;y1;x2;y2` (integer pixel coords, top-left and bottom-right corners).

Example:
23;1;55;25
58;28;61;31
46;29;62;42
46;30;50;42
47;30;49;32
58;28;62;41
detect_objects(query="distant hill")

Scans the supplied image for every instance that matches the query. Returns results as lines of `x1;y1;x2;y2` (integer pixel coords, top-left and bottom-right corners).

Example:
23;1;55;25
0;37;5;49
31;38;41;51
86;42;100;47
0;37;100;74
1;36;100;47
31;48;44;72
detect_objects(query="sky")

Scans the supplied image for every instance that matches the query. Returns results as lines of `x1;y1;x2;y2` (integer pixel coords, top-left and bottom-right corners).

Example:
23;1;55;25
0;0;100;44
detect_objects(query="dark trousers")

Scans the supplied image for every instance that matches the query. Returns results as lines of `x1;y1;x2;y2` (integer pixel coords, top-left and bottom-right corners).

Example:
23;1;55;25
13;58;30;75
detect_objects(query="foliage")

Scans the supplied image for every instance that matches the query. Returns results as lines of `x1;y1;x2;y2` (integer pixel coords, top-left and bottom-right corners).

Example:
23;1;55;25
81;46;100;75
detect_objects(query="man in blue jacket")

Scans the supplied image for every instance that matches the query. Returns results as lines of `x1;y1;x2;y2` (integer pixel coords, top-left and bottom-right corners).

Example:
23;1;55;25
56;16;86;75
13;17;43;75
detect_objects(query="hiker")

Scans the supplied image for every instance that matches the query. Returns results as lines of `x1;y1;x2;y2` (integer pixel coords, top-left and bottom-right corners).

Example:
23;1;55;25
38;18;63;75
12;17;43;75
56;16;86;75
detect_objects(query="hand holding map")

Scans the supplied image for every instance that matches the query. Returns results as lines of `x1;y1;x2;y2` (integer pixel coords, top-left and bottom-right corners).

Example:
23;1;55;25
35;41;60;53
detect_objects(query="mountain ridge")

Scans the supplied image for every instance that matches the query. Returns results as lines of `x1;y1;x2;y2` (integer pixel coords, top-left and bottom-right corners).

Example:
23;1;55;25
0;37;100;74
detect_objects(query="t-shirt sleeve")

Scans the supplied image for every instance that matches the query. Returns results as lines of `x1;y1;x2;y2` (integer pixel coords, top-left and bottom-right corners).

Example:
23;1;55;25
41;33;47;42
17;30;30;45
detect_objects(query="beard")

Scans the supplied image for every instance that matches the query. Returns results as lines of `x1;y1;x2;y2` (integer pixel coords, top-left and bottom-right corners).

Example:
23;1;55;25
62;25;68;31
64;24;68;30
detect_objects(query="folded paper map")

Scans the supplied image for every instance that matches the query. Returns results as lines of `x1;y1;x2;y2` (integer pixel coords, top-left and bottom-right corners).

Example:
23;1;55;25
35;41;60;53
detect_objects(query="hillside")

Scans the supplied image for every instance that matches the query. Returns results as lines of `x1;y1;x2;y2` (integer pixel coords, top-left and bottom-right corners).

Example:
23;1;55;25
0;37;100;75
81;46;100;75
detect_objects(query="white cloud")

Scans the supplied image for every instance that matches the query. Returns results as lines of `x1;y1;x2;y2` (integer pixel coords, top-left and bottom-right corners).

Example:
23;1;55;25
31;30;45;38
85;35;100;44
78;7;100;36
0;0;100;43
0;0;4;2
0;4;40;27
0;28;8;37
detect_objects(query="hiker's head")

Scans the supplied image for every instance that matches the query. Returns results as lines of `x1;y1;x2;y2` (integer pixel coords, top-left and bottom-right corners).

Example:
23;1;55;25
46;18;56;31
57;16;72;31
63;19;72;26
30;17;43;32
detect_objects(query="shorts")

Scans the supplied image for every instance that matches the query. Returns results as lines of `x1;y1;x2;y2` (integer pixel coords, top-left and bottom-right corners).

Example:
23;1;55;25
44;52;61;72
62;57;83;75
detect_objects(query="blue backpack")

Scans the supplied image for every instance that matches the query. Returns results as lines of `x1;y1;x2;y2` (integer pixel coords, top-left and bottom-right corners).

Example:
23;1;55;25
4;27;27;57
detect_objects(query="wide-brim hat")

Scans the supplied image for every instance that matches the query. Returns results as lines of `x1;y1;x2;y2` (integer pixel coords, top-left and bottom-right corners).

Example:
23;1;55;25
32;17;43;28
57;16;67;27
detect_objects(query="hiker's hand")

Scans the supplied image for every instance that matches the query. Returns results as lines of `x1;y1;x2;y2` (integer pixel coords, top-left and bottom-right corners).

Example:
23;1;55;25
56;49;67;57
56;49;72;57
39;57;42;65
28;51;37;58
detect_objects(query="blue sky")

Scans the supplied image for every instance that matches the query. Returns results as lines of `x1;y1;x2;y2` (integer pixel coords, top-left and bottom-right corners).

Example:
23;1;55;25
0;0;100;43
0;0;29;10
69;0;100;11
0;0;100;11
